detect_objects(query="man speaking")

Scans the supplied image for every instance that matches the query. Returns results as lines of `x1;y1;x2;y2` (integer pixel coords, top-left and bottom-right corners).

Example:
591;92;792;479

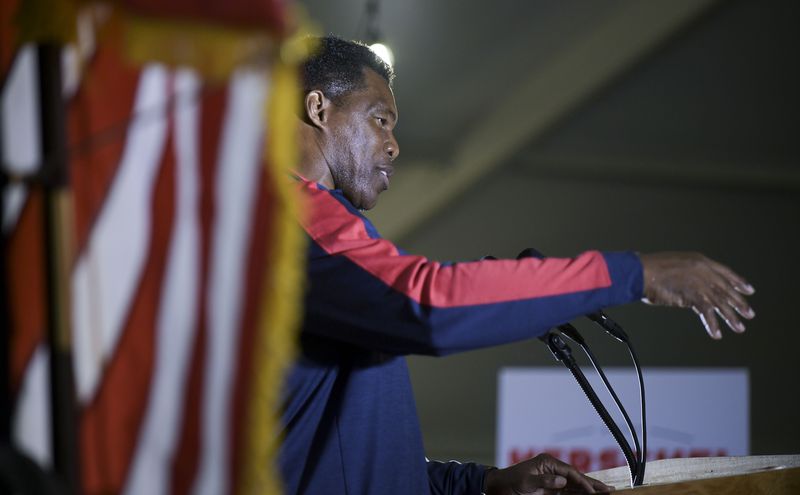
277;36;755;495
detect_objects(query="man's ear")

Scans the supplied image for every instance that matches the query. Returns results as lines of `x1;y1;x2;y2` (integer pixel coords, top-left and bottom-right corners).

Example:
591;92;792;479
304;90;330;129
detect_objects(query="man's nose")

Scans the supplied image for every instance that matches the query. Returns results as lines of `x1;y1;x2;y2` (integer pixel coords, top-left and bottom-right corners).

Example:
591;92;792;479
384;135;399;161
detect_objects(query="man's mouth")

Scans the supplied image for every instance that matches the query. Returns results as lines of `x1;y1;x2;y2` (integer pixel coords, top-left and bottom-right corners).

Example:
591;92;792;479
378;166;393;189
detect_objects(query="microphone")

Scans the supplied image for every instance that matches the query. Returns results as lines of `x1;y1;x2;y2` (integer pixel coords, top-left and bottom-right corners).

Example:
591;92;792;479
516;248;629;342
586;311;628;343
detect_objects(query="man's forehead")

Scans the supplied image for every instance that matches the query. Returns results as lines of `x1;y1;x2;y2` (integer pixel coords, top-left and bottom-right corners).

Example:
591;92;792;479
362;67;392;91
360;69;398;117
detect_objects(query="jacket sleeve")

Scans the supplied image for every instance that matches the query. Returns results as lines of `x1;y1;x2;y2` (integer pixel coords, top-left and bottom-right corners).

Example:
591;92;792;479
299;180;643;356
426;459;490;495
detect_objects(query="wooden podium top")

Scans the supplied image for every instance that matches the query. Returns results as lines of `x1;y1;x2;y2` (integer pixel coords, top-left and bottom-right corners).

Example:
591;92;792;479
586;455;800;494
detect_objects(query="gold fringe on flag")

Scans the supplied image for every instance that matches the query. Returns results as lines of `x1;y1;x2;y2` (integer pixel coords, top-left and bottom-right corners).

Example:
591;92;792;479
238;34;314;495
12;1;302;82
121;11;278;82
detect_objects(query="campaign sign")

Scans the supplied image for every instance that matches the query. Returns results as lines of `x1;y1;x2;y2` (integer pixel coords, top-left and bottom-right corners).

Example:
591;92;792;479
496;368;748;472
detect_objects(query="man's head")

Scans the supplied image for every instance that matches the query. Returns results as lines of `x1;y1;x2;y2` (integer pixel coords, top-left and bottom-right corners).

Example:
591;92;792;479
302;36;395;104
299;36;400;210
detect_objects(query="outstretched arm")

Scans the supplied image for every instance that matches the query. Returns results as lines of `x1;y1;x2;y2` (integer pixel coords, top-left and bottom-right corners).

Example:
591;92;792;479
298;179;642;356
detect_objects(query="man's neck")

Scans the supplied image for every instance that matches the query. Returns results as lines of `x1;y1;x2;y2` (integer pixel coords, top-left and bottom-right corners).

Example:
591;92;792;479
297;124;335;188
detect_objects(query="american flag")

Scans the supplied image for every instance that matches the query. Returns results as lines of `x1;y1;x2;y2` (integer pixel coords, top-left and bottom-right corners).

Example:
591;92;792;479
3;3;302;494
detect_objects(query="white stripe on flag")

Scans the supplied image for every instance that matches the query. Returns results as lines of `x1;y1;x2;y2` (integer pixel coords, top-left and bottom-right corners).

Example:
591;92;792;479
191;68;269;495
1;45;41;174
12;345;52;468
72;65;171;403
124;68;202;495
1;45;40;232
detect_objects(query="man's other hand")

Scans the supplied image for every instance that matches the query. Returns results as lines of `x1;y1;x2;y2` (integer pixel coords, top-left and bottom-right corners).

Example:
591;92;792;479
639;252;756;339
484;454;613;494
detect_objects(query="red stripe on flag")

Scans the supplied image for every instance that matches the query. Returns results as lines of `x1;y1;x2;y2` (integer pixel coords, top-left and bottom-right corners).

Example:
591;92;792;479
0;0;19;81
79;113;177;494
7;189;47;393
170;327;206;495
169;85;227;495
229;165;274;494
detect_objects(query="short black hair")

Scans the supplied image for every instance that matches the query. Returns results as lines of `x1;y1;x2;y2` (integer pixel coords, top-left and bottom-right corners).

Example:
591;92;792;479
301;35;394;104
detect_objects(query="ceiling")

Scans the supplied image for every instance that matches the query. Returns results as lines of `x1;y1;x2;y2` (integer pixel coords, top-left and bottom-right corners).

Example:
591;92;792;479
300;0;800;242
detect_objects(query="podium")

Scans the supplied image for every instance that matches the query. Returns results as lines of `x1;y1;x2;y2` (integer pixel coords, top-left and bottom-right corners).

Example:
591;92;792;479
587;455;800;493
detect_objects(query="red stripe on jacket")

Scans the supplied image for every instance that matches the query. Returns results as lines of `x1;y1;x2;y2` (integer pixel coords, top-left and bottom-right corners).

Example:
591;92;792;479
297;178;612;308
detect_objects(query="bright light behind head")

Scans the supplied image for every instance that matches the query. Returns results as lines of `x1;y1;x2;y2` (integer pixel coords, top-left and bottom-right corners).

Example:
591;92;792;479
369;42;395;67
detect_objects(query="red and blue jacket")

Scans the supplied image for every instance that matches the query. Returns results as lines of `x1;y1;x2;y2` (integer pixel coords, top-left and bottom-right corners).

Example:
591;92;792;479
277;177;644;494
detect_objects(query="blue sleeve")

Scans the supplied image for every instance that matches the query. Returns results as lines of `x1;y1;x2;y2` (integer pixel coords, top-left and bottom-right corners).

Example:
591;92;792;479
427;459;490;495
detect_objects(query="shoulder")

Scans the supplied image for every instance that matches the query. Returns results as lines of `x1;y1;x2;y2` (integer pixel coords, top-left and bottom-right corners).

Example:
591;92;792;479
295;178;383;243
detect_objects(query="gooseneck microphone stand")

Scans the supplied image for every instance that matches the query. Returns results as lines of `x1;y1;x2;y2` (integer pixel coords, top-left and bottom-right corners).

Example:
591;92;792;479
503;249;648;487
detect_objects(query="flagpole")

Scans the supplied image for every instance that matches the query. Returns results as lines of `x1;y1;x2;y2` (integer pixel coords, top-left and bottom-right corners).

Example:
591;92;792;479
37;41;81;495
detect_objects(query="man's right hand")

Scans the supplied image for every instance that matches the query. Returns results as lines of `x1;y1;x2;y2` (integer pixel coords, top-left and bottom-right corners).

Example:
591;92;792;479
639;252;756;339
483;453;613;494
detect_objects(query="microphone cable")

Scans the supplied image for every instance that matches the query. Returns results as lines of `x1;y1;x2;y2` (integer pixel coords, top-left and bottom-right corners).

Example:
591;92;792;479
558;323;646;486
585;311;647;485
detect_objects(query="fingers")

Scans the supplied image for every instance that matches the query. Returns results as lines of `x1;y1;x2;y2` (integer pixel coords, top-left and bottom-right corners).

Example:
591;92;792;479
527;473;595;494
707;265;756;320
698;281;755;337
708;260;755;295
564;471;615;493
548;458;612;493
694;266;755;337
591;477;615;492
694;299;745;339
710;285;746;333
530;476;613;494
529;473;567;491
560;469;595;493
715;305;744;334
513;454;615;494
694;305;721;340
721;284;756;319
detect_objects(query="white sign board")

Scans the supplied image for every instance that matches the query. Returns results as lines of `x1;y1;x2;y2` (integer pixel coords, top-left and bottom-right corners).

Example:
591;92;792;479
497;368;748;472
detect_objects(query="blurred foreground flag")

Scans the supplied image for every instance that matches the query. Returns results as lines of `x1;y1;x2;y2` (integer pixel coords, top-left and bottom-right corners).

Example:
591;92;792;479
3;1;305;494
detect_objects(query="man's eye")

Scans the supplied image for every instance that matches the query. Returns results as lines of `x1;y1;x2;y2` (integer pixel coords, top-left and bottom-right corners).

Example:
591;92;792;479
376;117;386;126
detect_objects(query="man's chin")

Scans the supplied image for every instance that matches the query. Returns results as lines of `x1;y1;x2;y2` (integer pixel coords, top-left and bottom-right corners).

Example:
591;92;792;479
345;187;381;211
359;200;377;211
358;193;380;211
